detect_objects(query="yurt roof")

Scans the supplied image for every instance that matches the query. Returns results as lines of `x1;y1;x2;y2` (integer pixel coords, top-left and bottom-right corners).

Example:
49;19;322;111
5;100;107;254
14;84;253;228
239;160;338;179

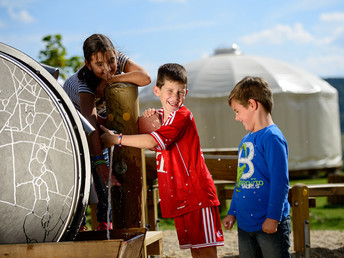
140;45;336;100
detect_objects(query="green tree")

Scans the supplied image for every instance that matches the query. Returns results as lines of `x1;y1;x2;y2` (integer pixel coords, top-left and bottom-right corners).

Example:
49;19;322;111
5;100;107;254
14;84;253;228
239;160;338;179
38;34;83;80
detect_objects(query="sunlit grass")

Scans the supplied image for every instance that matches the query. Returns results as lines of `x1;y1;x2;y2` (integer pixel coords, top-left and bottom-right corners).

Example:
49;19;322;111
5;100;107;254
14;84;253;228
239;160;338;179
309;197;344;230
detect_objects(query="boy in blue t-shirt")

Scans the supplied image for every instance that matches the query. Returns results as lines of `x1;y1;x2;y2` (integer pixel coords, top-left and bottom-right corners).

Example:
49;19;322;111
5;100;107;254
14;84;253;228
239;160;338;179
222;76;291;258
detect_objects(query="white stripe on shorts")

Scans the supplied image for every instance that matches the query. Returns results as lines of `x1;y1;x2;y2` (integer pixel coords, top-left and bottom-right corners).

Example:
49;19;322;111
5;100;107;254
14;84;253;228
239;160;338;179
202;207;216;244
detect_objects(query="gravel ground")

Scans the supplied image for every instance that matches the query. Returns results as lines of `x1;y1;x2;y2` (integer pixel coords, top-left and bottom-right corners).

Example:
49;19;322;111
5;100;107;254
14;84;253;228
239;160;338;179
159;230;344;258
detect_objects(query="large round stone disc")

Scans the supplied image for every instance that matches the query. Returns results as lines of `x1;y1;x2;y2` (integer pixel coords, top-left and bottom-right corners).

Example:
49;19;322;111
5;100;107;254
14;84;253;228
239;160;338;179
0;43;91;244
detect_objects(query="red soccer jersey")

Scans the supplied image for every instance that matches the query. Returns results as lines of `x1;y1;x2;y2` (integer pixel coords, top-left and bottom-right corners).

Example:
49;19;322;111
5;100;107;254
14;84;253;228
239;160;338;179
150;106;219;218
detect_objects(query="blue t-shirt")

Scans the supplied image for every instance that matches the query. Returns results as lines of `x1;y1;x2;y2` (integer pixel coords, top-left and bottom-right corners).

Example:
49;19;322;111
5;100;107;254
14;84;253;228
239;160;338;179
228;124;290;232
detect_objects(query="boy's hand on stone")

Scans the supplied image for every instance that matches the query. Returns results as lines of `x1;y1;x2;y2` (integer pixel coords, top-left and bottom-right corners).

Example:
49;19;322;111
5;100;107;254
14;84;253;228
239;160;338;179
262;218;278;234
142;108;157;117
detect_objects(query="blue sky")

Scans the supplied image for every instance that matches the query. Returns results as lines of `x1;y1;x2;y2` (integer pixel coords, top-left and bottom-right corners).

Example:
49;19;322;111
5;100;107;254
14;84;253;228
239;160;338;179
1;0;344;80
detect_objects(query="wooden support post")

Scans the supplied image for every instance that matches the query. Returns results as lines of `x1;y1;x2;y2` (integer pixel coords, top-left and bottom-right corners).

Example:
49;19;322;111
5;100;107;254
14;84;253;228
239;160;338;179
291;183;310;257
105;83;146;229
90;203;99;230
328;173;344;204
145;151;160;230
147;185;159;231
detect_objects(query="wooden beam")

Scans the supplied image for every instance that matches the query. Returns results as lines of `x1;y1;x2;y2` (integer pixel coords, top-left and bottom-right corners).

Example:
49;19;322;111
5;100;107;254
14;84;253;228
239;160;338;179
0;240;123;258
307;183;344;197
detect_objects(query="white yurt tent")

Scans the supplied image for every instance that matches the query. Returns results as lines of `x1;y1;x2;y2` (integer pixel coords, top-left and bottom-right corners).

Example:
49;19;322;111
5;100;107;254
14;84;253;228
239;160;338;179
139;46;342;173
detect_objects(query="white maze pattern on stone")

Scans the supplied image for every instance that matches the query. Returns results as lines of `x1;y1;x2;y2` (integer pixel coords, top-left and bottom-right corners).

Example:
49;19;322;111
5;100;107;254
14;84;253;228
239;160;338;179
0;57;76;244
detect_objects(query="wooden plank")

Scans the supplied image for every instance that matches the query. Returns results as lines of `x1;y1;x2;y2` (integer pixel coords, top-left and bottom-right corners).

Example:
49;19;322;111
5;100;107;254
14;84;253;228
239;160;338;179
307;183;344;197
0;240;122;258
145;231;163;256
202;148;238;155
204;155;238;181
75;228;146;241
145;231;163;246
119;234;145;258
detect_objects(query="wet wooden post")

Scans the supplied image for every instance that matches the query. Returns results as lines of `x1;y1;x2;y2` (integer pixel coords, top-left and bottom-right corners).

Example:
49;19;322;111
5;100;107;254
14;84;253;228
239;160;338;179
291;183;310;257
105;82;147;229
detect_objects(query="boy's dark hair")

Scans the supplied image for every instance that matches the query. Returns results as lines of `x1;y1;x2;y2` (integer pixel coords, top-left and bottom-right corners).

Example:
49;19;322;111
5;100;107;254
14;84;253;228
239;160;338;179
156;63;187;89
228;76;273;114
78;34;116;90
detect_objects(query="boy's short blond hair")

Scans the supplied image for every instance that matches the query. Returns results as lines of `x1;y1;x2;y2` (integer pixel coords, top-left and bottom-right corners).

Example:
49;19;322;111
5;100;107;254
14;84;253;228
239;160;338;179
228;76;273;114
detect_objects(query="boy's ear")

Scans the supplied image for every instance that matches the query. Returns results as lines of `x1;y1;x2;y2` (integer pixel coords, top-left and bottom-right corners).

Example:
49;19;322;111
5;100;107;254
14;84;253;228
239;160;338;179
153;86;160;96
185;89;189;97
248;99;258;110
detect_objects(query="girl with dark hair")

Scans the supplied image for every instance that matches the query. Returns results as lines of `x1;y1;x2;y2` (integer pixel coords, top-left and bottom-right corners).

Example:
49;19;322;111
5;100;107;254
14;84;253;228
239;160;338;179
63;34;151;230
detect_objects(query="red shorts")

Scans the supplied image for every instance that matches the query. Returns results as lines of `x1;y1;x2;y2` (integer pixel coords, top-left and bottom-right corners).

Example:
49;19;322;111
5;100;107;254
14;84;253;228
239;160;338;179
174;206;224;249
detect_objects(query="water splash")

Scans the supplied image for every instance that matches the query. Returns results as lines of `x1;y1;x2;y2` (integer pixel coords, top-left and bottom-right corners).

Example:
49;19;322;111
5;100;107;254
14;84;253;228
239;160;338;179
106;145;114;240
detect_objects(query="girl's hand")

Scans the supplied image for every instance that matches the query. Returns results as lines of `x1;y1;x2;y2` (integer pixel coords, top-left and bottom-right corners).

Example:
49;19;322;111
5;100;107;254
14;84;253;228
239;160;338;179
142;108;157;118
100;125;118;148
222;215;236;230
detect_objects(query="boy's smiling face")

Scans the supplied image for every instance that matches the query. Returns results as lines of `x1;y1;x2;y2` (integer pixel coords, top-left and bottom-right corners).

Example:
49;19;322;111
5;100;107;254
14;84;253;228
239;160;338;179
154;80;188;119
231;99;256;132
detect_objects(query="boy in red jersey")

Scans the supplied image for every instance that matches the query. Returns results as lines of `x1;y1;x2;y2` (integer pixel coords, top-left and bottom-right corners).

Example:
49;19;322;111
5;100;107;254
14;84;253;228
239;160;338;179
101;63;224;257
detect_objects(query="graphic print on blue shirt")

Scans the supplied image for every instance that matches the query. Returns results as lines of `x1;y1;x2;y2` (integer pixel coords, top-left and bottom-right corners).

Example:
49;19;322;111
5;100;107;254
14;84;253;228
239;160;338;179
236;142;264;192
